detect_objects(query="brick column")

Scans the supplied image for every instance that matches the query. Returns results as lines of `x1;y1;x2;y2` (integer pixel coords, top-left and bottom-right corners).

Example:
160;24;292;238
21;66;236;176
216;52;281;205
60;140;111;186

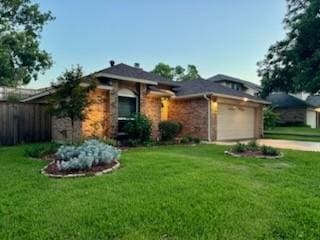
109;80;119;138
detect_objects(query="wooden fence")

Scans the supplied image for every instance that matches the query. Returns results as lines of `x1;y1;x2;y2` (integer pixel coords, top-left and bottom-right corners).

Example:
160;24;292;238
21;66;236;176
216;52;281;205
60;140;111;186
0;103;51;146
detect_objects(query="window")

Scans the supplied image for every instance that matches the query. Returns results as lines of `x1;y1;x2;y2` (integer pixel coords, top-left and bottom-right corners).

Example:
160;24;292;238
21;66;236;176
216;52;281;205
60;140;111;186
118;96;137;119
118;88;137;120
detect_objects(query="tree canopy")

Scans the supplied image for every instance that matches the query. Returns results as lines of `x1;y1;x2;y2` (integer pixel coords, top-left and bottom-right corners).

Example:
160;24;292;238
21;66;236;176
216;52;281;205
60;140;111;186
258;0;320;97
152;63;200;81
0;0;54;87
48;66;96;143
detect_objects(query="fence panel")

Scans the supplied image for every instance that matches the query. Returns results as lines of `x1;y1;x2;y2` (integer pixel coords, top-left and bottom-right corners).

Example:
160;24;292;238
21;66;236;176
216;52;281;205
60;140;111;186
0;103;51;145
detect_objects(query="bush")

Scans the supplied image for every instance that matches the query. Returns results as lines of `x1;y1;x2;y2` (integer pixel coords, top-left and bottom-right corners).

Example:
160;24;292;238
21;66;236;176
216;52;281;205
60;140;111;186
100;138;118;147
25;143;60;158
261;145;280;156
231;142;247;153
247;140;259;151
264;107;279;130
123;113;152;145
159;121;182;141
180;135;201;144
56;139;121;171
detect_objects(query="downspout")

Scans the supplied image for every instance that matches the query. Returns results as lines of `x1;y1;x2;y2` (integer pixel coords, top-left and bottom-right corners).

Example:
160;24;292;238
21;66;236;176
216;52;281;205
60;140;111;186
203;94;211;142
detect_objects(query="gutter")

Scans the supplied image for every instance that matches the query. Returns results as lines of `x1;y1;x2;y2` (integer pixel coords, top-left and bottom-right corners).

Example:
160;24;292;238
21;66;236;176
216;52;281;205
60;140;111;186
203;94;212;142
173;92;270;105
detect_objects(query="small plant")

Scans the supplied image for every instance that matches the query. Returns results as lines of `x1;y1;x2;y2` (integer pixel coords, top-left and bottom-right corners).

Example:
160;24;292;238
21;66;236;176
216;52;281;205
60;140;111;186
25;143;60;158
264;107;279;130
56;139;121;171
180;135;201;144
159;121;182;142
123;113;152;145
100;138;118;147
261;145;280;156
231;142;247;153
247;140;259;151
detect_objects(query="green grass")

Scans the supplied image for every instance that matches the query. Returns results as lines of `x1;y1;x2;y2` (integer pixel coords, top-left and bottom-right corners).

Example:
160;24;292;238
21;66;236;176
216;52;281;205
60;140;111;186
1;143;320;239
269;126;320;135
264;126;320;142
264;133;320;142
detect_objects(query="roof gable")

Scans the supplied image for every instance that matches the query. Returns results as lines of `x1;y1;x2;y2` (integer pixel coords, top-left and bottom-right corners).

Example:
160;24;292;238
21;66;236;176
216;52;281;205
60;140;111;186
95;63;181;87
207;74;261;91
266;93;313;108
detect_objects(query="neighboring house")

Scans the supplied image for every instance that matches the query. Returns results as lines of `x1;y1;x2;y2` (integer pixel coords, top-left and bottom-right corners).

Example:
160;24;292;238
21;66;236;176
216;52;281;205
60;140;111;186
207;74;261;96
266;92;320;128
306;95;320;128
23;62;269;142
0;86;47;101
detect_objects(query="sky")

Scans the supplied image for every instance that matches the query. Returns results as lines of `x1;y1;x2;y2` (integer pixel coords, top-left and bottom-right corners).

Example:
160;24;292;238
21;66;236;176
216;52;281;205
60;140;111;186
28;0;287;89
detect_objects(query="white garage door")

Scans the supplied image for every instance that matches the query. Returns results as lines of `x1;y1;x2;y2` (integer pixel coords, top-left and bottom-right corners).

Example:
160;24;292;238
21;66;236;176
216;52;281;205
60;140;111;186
217;104;255;140
306;110;316;128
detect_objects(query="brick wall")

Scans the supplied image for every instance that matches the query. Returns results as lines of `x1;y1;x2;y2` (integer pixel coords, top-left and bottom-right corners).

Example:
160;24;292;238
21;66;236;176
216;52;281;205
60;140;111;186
275;108;306;125
82;89;110;139
168;98;209;140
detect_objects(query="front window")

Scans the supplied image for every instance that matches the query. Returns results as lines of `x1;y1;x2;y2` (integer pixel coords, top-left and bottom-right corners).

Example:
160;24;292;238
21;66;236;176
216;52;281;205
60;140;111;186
118;88;137;133
118;96;137;119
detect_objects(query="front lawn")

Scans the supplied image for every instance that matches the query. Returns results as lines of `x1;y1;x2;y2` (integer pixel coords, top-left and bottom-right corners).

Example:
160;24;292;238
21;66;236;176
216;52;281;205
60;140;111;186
269;126;320;134
265;126;320;142
1;144;320;239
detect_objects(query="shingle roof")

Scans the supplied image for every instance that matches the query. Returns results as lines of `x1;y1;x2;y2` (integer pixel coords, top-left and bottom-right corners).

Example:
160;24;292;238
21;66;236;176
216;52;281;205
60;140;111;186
174;78;266;102
306;95;320;107
266;93;313;108
207;74;261;91
95;63;181;87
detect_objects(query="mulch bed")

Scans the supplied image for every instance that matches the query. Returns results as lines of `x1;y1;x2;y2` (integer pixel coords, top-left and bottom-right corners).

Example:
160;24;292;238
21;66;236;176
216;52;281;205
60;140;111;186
44;160;118;176
225;150;283;159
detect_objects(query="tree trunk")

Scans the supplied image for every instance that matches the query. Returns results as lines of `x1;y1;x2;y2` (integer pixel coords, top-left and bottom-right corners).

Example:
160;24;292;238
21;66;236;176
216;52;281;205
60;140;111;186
71;118;74;144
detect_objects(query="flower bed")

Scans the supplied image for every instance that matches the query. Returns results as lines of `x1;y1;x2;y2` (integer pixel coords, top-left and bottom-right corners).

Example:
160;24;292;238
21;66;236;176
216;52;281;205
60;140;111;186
41;139;121;178
225;141;283;159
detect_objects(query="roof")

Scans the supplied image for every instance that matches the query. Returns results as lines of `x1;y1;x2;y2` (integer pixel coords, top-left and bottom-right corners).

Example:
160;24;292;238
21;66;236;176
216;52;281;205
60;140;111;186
94;63;181;87
174;78;268;103
266;93;314;108
306;95;320;107
207;74;261;91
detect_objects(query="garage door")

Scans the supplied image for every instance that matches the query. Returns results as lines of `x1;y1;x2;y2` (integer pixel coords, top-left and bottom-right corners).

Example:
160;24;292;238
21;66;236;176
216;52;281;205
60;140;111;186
217;104;255;140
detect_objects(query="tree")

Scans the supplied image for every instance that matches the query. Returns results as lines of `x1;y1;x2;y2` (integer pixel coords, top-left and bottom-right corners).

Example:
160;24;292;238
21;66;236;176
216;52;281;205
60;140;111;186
152;63;200;81
151;63;174;80
182;65;200;81
48;66;96;143
258;0;320;97
0;0;54;87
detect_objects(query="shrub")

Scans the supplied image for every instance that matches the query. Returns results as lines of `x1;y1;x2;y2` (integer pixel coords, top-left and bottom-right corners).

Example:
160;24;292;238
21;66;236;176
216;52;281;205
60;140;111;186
25;143;60;158
261;145;280;156
264;107;279;130
247;140;259;151
231;142;247;153
56;139;121;171
123;113;152;145
180;135;201;144
159;121;182;141
100;138;118;147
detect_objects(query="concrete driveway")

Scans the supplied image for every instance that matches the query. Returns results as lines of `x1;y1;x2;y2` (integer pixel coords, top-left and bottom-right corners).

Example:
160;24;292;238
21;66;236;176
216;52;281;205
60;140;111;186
214;139;320;152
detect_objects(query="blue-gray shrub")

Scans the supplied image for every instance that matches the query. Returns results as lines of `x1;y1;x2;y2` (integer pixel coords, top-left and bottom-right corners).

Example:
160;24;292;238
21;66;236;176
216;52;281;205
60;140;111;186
56;140;121;171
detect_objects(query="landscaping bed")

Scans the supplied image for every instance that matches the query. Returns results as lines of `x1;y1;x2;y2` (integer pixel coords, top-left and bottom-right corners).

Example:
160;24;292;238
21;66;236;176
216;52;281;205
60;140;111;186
226;140;283;159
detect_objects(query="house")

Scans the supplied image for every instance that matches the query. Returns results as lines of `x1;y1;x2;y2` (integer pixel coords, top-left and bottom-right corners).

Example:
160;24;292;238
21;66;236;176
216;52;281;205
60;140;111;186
0;86;47;101
207;74;261;96
266;92;320;128
23;62;269;142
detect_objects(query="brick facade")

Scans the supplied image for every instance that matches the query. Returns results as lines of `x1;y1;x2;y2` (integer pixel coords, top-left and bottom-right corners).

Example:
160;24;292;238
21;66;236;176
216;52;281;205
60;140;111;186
168;98;209;140
275;108;306;125
51;81;265;143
